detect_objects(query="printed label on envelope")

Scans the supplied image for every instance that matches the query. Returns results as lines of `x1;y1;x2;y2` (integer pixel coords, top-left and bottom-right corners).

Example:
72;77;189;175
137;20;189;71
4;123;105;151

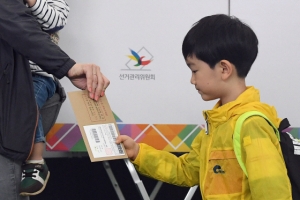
68;90;128;162
83;123;125;158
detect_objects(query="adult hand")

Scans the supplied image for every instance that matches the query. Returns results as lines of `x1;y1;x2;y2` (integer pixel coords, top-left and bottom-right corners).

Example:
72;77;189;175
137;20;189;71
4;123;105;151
115;135;140;161
67;63;110;101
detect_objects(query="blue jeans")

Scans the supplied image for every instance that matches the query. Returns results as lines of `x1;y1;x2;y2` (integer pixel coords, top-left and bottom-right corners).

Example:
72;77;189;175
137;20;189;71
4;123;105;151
32;74;57;143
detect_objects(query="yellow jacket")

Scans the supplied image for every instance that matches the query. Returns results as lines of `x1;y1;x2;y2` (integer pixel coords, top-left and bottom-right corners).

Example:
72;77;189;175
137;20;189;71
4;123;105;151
133;86;292;200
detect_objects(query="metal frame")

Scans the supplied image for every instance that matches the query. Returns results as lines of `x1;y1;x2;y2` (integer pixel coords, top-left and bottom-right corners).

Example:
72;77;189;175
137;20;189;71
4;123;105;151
103;159;150;200
184;186;198;200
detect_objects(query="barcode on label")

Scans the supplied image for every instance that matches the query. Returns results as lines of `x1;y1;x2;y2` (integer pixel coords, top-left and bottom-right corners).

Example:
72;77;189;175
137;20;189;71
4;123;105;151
108;124;124;154
109;124;117;140
92;128;100;143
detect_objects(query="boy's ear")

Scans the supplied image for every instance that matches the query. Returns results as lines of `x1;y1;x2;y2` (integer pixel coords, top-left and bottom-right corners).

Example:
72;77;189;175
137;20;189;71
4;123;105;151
218;60;234;80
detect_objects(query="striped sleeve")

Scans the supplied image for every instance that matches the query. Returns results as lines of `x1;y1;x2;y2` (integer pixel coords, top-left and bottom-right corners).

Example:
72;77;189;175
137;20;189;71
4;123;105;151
28;0;70;33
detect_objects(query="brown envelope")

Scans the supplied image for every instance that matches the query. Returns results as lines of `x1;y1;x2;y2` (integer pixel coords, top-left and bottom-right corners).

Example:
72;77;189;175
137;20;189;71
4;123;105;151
68;90;128;162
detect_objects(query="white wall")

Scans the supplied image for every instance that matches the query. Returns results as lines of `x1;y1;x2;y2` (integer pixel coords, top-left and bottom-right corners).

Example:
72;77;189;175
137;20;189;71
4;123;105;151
58;0;228;125
57;0;300;126
231;1;300;126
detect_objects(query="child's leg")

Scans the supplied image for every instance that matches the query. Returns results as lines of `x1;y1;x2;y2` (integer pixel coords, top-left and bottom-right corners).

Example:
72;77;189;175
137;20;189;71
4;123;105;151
20;74;56;196
29;74;56;160
28;113;47;161
28;114;46;161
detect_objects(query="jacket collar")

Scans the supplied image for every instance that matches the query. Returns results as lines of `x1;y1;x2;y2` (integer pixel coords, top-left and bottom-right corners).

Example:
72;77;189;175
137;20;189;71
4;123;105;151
203;86;260;128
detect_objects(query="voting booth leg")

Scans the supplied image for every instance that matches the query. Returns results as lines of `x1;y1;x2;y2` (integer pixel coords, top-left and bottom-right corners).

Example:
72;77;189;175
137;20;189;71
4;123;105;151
124;159;150;200
149;181;163;200
184;185;198;200
103;161;126;200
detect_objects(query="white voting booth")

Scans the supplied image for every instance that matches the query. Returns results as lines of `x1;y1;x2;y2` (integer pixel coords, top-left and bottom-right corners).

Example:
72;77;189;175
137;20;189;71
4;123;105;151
47;0;300;199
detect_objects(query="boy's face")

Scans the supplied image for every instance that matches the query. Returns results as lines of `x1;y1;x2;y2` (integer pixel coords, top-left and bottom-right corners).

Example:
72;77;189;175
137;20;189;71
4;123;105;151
186;55;222;101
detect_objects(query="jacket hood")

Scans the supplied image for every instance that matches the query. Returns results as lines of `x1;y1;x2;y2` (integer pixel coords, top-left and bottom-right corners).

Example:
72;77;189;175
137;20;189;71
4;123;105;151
203;86;281;128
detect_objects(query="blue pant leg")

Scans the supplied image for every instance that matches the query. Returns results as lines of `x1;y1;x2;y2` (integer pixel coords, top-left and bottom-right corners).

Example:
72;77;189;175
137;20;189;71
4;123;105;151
0;154;29;200
32;74;57;143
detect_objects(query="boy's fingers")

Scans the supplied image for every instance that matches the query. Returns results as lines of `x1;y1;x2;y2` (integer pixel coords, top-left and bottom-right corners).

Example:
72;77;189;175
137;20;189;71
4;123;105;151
115;137;121;144
115;135;126;144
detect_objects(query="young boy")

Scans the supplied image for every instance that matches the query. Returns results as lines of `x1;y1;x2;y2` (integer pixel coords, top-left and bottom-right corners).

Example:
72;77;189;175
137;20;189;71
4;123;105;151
116;14;292;199
20;0;70;196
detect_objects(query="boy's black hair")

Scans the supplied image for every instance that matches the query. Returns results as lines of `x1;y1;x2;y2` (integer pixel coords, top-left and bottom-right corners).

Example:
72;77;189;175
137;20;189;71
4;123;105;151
182;14;258;78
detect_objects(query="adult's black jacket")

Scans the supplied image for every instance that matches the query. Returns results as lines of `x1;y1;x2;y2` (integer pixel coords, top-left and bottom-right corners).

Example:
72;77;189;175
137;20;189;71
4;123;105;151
0;0;76;160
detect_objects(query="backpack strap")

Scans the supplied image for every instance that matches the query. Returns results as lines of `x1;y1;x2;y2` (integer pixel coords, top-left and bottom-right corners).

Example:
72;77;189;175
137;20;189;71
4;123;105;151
233;111;280;177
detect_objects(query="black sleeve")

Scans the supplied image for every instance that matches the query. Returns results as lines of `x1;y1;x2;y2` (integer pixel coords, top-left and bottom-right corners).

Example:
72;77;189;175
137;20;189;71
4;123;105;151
0;0;76;78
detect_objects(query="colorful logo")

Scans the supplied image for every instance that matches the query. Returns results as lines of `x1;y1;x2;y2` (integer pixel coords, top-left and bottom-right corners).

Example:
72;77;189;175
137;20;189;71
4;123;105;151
127;49;152;67
124;47;153;71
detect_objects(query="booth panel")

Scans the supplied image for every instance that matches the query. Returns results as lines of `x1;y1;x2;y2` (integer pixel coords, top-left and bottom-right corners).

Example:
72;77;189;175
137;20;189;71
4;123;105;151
46;0;229;154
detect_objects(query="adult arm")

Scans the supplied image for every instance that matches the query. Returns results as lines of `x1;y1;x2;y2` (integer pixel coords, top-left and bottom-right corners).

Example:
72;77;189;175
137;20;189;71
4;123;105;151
0;0;109;100
0;0;72;78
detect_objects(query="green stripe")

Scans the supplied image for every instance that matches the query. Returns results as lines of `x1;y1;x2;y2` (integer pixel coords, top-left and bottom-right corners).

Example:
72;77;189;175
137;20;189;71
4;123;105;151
233;111;280;177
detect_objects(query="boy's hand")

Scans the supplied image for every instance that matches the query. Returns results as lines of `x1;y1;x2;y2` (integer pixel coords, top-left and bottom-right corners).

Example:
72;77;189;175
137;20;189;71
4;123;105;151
115;135;139;161
67;63;110;101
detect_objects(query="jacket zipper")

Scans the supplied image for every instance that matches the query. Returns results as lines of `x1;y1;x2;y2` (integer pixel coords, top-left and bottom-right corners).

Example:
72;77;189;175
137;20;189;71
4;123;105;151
205;112;209;135
26;104;39;161
202;111;214;199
